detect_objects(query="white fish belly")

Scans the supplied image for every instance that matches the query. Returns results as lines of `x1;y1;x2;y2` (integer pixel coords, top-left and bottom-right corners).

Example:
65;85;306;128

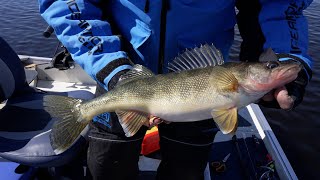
147;103;214;122
138;93;239;122
157;110;213;122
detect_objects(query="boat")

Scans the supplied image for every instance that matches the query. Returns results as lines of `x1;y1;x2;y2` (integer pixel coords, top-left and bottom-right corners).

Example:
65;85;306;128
0;37;298;180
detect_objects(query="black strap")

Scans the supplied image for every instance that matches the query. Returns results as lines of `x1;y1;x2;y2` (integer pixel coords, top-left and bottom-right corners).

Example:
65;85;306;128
96;58;133;85
144;0;150;13
157;0;169;74
236;0;265;62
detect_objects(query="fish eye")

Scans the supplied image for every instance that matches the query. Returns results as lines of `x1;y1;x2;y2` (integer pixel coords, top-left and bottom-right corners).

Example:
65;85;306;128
266;61;279;69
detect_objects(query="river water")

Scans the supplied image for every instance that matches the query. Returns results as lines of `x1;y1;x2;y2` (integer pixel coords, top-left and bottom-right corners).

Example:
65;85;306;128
0;0;319;179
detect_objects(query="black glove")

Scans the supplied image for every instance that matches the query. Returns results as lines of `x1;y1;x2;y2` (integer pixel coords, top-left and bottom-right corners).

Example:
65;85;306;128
259;54;312;110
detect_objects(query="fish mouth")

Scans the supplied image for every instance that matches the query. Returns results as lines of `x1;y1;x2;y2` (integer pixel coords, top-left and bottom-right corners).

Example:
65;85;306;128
276;63;302;82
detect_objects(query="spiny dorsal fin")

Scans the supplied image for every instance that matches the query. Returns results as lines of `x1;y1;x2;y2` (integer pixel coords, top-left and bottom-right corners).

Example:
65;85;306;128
116;110;149;137
117;64;154;86
168;44;224;72
259;48;278;62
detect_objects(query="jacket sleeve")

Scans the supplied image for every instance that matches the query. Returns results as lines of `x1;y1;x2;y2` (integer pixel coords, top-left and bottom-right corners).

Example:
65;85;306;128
259;0;313;80
38;0;132;90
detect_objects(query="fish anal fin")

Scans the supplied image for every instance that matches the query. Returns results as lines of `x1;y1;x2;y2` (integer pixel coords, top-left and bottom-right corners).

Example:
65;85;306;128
116;110;149;137
211;107;238;134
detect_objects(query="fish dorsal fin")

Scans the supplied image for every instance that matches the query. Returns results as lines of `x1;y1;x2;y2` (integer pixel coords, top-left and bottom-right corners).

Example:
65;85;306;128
168;44;224;72
117;64;154;86
116;110;149;137
211;107;238;134
259;48;278;62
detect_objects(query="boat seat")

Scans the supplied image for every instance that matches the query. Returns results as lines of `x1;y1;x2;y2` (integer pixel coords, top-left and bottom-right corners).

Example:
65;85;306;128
0;88;94;167
0;36;94;167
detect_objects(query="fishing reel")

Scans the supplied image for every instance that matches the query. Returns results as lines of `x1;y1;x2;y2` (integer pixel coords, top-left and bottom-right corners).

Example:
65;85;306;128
43;26;75;70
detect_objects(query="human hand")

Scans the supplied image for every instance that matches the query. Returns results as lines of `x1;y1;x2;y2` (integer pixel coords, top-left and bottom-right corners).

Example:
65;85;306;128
144;115;170;128
261;86;297;110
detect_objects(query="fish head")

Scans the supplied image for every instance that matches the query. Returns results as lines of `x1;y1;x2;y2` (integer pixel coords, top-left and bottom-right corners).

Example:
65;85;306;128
243;60;302;92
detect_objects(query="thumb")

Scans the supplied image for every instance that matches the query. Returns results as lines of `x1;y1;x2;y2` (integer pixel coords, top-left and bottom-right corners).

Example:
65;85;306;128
274;86;295;110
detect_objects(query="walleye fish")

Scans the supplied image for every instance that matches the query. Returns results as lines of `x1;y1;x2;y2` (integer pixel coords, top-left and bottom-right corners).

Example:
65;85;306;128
43;44;302;154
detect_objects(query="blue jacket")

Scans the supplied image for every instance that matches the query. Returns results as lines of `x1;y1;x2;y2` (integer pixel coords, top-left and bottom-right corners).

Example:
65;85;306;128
39;0;313;125
39;0;313;89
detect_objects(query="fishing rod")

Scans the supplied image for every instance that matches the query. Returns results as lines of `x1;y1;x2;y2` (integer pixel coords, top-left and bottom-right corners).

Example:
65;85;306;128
42;26;74;70
43;26;54;38
232;135;254;180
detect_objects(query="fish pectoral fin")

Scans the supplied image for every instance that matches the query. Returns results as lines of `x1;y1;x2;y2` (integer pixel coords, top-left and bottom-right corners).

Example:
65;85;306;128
116;110;149;137
211;107;238;134
214;67;239;92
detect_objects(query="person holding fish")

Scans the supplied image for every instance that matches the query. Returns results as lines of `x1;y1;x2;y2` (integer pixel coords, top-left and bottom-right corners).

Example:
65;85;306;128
38;0;313;179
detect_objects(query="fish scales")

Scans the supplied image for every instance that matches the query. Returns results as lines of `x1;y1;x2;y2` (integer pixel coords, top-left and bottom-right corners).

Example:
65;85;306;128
82;66;231;122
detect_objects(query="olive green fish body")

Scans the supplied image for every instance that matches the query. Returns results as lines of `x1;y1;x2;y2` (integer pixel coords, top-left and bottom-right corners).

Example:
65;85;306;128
82;66;242;122
44;44;302;154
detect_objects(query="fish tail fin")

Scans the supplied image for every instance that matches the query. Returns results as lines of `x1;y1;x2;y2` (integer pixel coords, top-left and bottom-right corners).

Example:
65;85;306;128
43;95;89;154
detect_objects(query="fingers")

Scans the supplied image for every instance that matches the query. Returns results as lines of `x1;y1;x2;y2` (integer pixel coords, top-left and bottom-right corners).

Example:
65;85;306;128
149;115;162;126
145;115;165;128
260;87;296;110
274;86;295;110
143;115;171;128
